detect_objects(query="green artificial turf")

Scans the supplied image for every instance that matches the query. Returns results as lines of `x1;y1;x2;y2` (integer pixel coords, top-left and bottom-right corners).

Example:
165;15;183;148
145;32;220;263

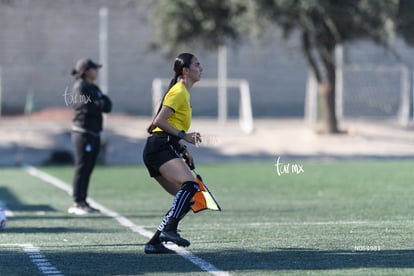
0;161;413;275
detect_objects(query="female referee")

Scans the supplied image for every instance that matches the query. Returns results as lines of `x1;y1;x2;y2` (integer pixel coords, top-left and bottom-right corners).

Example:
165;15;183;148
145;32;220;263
143;53;203;254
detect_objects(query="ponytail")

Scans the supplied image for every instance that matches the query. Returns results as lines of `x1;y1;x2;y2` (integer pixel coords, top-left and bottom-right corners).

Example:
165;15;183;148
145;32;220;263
146;53;194;134
147;73;180;133
71;68;86;80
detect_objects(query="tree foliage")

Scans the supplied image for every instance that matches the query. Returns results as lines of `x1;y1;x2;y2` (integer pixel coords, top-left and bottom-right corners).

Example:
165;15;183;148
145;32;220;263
396;0;414;46
253;0;398;133
256;0;396;43
151;0;248;56
151;0;401;133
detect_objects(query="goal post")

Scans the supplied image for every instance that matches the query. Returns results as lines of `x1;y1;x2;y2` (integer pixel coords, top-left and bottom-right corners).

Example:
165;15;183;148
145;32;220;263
152;78;254;134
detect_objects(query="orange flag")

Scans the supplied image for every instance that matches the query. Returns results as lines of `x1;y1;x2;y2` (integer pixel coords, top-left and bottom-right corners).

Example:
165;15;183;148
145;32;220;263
191;174;221;213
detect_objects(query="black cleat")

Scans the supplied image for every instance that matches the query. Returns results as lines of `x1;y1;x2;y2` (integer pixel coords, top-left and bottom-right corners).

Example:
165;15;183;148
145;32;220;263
159;231;190;247
144;242;175;254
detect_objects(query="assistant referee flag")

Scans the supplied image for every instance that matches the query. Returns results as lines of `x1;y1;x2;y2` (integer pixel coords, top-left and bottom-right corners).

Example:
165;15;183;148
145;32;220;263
191;173;221;213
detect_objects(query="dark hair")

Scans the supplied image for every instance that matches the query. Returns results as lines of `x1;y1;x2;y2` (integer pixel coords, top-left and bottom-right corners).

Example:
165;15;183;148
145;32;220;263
147;53;194;133
71;68;85;80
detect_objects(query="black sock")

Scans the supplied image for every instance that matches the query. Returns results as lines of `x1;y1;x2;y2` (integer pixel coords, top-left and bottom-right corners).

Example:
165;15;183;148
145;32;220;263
149;197;194;244
149;208;172;245
163;181;198;232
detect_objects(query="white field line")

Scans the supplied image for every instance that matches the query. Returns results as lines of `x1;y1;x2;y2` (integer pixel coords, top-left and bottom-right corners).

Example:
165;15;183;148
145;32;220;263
140;219;414;233
195;220;414;227
23;165;230;276
1;243;63;276
4;210;15;217
0;201;15;217
259;220;414;226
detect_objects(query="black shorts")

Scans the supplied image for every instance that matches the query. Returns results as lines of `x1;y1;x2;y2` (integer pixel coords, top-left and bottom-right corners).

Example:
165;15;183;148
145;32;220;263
143;132;181;177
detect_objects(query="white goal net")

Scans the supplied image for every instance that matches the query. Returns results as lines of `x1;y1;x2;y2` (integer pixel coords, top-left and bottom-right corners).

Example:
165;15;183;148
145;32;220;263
306;46;410;126
340;65;409;123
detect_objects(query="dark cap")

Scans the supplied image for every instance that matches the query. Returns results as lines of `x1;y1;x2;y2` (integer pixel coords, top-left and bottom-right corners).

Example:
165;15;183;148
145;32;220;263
75;58;102;72
72;58;102;78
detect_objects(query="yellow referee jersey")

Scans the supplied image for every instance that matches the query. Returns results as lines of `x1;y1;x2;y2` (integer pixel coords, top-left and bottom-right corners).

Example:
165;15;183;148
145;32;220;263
152;81;192;133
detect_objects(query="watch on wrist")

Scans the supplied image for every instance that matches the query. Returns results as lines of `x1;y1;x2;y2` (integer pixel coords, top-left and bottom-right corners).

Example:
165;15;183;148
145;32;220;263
178;130;185;139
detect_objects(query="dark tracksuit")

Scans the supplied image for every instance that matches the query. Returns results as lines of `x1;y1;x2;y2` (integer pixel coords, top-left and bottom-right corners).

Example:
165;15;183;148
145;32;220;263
71;79;112;204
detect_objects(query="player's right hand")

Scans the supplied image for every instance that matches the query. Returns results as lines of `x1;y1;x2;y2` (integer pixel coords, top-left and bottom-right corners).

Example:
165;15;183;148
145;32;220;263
182;149;195;170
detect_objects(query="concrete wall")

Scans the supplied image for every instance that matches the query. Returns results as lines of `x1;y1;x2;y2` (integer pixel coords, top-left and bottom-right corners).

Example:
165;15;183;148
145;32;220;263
0;0;412;118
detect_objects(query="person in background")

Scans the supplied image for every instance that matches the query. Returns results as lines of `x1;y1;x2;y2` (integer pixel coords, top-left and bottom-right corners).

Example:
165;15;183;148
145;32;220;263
68;58;112;215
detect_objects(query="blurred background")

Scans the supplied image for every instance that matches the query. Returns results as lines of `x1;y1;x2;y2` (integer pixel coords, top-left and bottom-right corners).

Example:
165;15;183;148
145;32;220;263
1;0;414;166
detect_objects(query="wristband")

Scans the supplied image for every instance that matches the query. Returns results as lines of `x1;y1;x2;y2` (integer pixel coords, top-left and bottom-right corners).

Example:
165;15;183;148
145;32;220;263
178;130;185;139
